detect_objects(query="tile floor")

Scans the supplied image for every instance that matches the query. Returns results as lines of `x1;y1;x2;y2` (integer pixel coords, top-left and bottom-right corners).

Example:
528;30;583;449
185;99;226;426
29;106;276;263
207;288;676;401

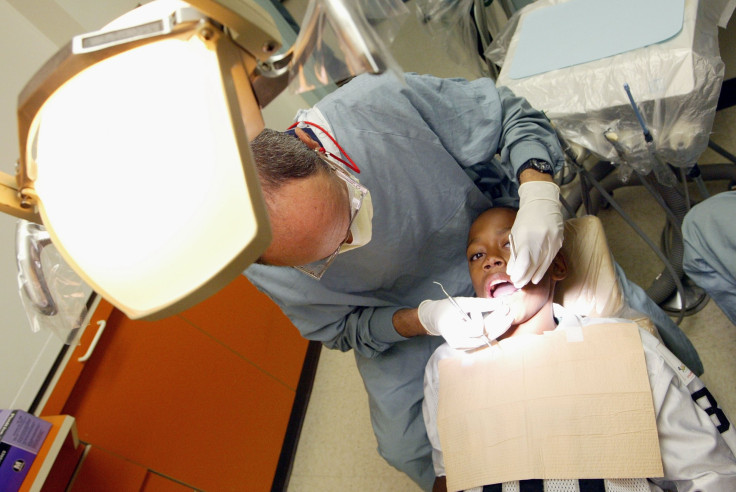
284;2;736;490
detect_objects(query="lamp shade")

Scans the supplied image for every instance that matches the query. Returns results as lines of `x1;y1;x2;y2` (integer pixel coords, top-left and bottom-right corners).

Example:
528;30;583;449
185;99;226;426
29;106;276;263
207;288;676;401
26;28;271;320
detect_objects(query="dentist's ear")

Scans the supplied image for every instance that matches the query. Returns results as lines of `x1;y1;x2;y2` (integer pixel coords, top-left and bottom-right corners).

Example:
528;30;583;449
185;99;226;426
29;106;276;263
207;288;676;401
295;127;320;150
550;252;568;281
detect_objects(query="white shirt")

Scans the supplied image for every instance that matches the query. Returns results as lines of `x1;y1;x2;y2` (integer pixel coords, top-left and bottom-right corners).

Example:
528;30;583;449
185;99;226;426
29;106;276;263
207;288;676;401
422;305;736;491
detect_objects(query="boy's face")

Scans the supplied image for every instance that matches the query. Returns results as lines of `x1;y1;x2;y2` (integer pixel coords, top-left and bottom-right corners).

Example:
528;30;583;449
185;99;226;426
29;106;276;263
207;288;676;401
466;208;564;327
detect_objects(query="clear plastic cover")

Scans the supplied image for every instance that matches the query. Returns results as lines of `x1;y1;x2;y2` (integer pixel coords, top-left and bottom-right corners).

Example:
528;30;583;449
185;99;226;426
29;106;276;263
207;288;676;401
15;220;92;345
414;0;490;76
288;0;409;94
488;0;733;178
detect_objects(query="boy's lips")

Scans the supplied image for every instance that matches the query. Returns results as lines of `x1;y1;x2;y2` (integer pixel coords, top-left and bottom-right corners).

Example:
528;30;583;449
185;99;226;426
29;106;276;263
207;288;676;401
485;273;519;299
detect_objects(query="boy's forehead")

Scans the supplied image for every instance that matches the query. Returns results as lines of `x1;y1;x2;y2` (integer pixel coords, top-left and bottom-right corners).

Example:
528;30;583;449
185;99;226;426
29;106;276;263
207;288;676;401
473;208;517;231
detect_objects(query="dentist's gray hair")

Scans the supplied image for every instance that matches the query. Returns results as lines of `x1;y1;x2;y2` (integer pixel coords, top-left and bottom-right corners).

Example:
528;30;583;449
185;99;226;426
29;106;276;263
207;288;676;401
249;128;327;195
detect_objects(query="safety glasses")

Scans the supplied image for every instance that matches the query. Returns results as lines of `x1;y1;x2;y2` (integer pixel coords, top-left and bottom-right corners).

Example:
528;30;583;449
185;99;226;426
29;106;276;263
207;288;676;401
293;151;367;280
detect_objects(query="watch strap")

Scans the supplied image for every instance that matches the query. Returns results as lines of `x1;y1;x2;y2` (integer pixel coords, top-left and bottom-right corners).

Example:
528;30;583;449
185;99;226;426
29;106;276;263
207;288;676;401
517;158;554;180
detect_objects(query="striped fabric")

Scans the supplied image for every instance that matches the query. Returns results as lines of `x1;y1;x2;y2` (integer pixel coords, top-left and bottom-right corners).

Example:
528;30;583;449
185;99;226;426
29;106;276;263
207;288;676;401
480;478;649;492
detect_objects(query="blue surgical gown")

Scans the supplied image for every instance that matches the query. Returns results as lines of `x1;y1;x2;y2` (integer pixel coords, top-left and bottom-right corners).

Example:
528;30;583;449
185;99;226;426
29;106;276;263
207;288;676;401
683;190;736;325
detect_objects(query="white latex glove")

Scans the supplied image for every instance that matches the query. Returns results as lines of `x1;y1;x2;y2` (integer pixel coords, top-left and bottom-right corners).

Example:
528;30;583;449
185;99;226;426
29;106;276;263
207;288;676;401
507;181;564;288
418;297;513;350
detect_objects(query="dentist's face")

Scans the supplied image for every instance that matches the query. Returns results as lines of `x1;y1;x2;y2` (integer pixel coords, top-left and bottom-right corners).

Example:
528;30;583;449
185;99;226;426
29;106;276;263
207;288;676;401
258;168;351;267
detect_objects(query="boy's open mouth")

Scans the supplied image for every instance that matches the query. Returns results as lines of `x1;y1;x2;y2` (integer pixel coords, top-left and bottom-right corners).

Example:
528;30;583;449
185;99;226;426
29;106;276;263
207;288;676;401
489;279;519;298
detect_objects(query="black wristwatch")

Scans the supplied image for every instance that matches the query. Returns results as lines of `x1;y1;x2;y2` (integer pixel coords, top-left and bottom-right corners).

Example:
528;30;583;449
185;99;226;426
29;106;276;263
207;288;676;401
517;158;554;180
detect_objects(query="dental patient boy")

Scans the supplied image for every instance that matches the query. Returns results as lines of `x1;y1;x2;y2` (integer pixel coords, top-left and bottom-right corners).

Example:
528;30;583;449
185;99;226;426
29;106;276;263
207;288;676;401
422;207;736;492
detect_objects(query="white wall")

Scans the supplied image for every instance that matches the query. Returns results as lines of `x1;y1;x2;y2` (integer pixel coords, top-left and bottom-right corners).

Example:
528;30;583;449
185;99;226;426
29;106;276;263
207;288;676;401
0;0;146;409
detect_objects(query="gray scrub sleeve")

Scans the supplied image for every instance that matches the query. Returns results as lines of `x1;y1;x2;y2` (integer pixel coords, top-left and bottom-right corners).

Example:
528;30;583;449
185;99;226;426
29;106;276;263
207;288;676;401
496;85;565;180
682;191;736;325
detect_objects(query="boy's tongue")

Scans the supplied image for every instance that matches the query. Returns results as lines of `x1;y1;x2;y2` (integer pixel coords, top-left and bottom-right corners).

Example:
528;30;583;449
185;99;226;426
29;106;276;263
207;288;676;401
492;282;518;298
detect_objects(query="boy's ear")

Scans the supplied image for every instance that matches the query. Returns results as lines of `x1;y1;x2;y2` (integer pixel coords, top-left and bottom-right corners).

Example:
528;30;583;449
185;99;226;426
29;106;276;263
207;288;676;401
550;252;568;281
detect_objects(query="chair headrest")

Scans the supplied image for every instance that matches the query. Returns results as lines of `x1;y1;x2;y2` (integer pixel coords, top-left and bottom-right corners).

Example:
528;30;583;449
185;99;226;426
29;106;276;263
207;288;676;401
554;215;625;318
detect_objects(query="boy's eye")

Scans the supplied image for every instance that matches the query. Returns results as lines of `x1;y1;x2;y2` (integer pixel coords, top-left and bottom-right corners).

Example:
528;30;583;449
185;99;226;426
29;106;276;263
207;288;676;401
469;252;484;262
503;241;510;249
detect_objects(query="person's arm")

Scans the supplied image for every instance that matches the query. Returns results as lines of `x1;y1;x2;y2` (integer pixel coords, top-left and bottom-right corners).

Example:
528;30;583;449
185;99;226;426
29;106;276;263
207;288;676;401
495;86;565;287
245;265;410;356
402;76;564;288
519;167;555;184
393;307;426;337
643;332;736;490
395;74;564;172
495;85;564;177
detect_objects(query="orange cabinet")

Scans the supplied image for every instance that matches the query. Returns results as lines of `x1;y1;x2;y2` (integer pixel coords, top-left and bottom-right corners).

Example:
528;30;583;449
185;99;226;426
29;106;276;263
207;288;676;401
69;446;197;491
40;275;316;490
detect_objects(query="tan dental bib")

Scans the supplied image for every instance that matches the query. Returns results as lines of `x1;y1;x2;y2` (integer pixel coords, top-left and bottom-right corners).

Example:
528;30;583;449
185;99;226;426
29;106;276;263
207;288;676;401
437;323;663;492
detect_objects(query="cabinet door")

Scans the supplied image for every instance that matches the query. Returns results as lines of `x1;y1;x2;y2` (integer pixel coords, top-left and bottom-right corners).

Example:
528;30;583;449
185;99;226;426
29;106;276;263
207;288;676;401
68;446;147;491
40;299;115;416
61;276;309;490
69;445;198;491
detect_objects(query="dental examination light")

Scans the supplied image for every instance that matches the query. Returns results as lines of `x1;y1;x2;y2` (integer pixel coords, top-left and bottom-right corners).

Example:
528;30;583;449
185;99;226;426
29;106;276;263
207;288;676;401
2;0;401;321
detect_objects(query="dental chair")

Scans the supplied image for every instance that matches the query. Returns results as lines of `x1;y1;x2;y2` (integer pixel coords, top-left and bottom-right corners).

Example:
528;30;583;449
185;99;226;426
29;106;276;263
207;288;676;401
555;214;661;340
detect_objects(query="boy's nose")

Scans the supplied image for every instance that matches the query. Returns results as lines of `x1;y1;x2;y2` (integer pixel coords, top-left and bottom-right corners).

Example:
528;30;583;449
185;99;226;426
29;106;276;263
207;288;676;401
483;255;505;271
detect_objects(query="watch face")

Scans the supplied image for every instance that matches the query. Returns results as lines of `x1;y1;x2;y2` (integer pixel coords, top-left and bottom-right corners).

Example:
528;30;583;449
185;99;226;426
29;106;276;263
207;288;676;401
529;159;553;173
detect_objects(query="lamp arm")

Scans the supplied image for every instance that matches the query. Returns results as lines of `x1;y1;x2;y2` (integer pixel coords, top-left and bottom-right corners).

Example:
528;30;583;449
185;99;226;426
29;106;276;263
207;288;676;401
0;170;41;222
